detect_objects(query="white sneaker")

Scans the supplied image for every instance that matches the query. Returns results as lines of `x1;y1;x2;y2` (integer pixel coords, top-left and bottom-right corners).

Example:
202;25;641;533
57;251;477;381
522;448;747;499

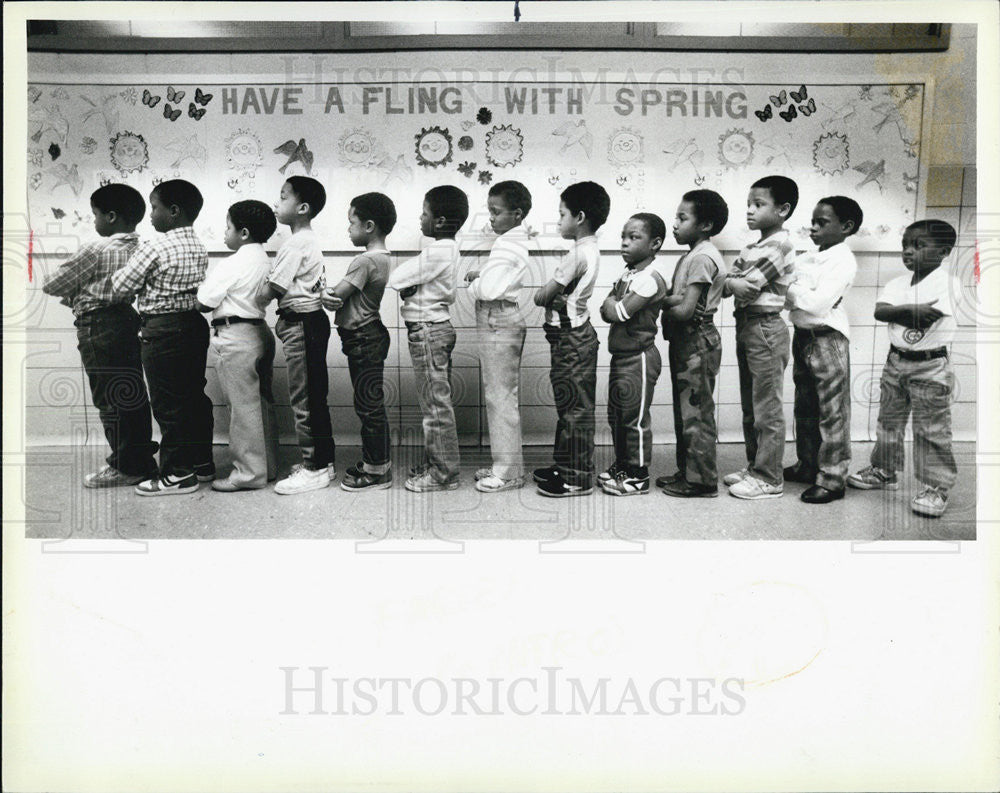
723;467;750;486
728;474;783;500
274;466;333;495
911;485;948;518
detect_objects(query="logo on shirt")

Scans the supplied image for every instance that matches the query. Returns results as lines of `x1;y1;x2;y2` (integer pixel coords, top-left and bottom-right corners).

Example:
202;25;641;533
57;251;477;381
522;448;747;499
309;273;327;294
902;327;925;344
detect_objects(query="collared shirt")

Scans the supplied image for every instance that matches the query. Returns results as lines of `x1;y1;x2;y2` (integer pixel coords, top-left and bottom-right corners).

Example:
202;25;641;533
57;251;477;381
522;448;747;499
879;265;960;350
544;235;601;328
468;224;532;303
669;239;726;318
388;238;460;324
196;243;271;321
335;249;391;330
43;232;140;317
607;258;672;354
787;241;857;339
111;226;208;314
728;229;796;311
268;229;326;313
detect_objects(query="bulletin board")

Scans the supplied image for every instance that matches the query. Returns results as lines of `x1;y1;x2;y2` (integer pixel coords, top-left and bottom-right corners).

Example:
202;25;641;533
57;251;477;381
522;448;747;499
25;78;927;251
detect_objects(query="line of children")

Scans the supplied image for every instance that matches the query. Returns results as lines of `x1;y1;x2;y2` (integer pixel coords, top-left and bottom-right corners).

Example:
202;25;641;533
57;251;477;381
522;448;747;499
46;171;961;518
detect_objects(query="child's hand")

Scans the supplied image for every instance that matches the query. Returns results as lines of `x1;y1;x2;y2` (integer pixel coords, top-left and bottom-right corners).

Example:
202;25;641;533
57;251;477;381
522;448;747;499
728;278;761;301
663;294;684;307
549;293;568;311
465;270;481;283
690;302;707;323
399;285;418;299
321;288;344;311
911;300;944;329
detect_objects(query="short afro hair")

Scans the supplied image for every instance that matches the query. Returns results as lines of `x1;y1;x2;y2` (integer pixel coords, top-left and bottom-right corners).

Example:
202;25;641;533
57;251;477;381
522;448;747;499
151;179;204;221
817;196;863;236
906;219;957;251
351;192;397;235
629;212;667;243
90;183;145;226
751;174;799;216
228;200;278;244
424;185;469;235
284;176;327;218
681;189;729;236
488;180;532;218
560;181;611;231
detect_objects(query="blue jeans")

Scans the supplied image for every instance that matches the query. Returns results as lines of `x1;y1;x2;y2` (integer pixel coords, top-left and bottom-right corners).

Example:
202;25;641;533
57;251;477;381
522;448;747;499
407;320;460;483
338;320;391;467
477;301;527;479
545;321;599;486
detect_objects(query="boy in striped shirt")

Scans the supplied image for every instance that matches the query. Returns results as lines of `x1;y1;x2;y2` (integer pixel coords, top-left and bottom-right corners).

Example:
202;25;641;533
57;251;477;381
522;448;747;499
722;175;798;500
533;181;609;497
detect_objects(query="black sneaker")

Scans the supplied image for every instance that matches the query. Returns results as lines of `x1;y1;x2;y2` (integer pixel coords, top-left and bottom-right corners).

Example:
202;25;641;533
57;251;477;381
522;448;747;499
597;461;624;484
782;464;816;484
537;471;593;498
533;465;559;484
655;470;684;488
193;462;216;482
341;468;393;492
661;479;719;498
601;468;650;496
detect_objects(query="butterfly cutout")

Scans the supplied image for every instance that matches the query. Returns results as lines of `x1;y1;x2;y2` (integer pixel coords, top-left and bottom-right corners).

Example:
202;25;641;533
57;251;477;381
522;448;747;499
769;90;787;107
194;87;213;106
51;207;66;220
790;84;808;103
779;104;798;123
163;103;182;122
798;98;816;116
142;89;161;108
754;104;773;122
166;86;185;103
28;86;42;103
188;103;206;120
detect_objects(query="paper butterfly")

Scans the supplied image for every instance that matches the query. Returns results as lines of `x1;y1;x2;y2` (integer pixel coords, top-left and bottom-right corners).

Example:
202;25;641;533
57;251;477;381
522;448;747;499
194;88;213;106
163;103;182;122
142;89;161;108
790;84;808;103
779;104;798;122
188;103;206;120
754;104;773;122
798;97;816;116
28;86;42;103
769;90;787;107
166;86;185;103
51;207;66;220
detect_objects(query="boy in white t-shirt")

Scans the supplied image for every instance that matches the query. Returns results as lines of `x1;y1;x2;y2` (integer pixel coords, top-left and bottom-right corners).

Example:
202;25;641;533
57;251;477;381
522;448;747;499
196;200;279;491
847;219;960;518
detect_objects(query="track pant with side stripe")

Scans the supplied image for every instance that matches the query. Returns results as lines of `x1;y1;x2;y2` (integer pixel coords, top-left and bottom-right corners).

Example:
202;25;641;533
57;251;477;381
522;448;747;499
608;346;662;472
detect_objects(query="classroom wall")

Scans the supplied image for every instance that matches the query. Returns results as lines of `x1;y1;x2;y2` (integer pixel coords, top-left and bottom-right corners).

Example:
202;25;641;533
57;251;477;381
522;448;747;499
24;28;979;448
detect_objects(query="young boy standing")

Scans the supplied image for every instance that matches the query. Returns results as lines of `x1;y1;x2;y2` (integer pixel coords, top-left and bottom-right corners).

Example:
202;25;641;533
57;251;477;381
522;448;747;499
532;181;609;498
598;213;672;496
111;179;214;496
659;189;729;498
784;196;864;503
43;183;158;487
195;200;279;491
321;192;396;491
847;220;960;518
723;175;798;500
467;180;534;493
263;176;335;495
388;185;469;492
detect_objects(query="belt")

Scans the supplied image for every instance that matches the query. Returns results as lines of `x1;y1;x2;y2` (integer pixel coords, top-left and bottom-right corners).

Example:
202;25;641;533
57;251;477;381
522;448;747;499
795;324;839;338
139;309;197;325
405;319;451;331
891;345;947;361
477;299;518;309
211;316;265;328
734;307;780;318
277;308;323;322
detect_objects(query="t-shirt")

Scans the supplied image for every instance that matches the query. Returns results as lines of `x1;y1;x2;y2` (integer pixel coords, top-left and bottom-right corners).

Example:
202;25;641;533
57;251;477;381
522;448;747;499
468;224;532;303
727;229;796;312
607;259;672;354
196;243;271;321
878;266;959;350
388;238;460;324
787;240;857;339
268;229;325;313
544;235;601;328
669;239;726;318
335;249;391;330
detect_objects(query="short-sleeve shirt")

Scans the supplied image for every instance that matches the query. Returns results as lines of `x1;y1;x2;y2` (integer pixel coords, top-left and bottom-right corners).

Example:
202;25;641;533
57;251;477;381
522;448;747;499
335;250;391;329
268;229;325;313
545;235;601;328
196;243;271;321
879;266;959;350
669;239;726;318
728;229;796;312
607;259;672;354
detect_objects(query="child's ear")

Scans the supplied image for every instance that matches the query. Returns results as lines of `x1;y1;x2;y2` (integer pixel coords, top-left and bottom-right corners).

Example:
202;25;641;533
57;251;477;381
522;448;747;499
364;219;377;234
777;202;792;219
239;227;251;241
842;219;856;235
297;202;310;216
433;215;447;231
651;236;664;253
106;210;118;225
699;219;714;234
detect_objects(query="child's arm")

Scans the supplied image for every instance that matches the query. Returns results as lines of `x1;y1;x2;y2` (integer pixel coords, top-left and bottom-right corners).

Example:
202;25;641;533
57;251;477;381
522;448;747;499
388;248;448;291
320;280;358;311
42;241;103;301
786;264;853;317
874;300;944;329
663;282;709;322
534;279;567;308
110;243;157;300
602;269;668;324
468;246;525;302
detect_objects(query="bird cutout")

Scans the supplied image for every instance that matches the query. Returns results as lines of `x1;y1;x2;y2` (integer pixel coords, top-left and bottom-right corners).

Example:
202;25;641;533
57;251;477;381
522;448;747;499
188;103;206;121
51;87;70;100
373;153;413;187
551;119;594;157
142;89;161;108
48;142;61;161
853;159;887;192
274;138;314;174
903;172;918;193
820;100;858;129
779;104;798;122
166;86;185;103
758;133;795;167
163;104;182;122
51;207;66;220
662;137;706;183
194;88;213;106
754;104;773;122
457;161;476;177
80;94;119;136
870;101;910;142
478;170;493;185
164;134;207;169
798;98;816;116
789;85;808;104
28;86;42;103
858;85;873;101
72;210;89;227
29;105;70;144
48;163;83;196
769;90;787;107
